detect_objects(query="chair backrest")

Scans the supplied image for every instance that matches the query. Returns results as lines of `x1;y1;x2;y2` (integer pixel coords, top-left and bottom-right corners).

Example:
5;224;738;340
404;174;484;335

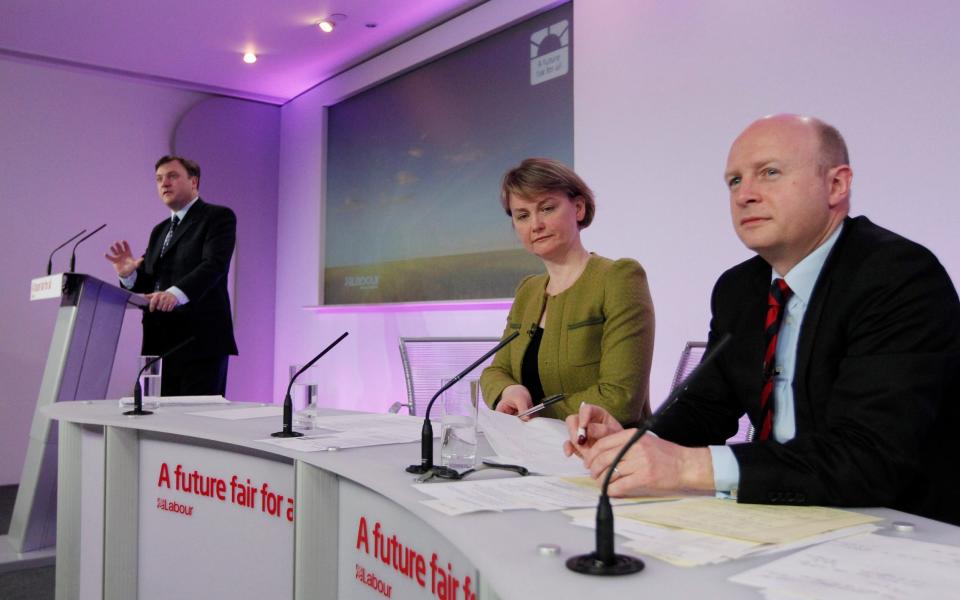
669;340;754;443
670;341;707;391
397;337;502;416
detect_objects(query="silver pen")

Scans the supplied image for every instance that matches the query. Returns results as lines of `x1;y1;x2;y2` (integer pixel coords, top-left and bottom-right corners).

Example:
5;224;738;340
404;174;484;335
516;393;566;418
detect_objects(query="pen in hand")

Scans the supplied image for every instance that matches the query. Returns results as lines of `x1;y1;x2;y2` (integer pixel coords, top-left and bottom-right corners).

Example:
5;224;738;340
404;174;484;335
516;393;566;418
576;401;590;445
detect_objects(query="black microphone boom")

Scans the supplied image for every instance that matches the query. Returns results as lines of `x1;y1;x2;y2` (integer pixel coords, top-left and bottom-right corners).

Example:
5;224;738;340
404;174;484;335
69;223;107;272
272;331;349;438
46;229;86;275
406;330;520;476
124;336;196;416
566;333;732;576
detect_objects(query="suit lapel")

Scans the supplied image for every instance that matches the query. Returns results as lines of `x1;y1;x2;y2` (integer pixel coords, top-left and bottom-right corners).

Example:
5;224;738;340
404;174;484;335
744;262;771;417
793;217;854;426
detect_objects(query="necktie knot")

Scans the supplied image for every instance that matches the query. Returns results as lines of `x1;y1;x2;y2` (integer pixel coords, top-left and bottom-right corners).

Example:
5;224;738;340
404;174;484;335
770;278;793;307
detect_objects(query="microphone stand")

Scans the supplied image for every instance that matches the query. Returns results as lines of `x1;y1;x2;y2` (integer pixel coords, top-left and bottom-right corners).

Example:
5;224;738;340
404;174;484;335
272;331;349;438
406;330;520;477
47;229;86;275
566;334;732;576
69;223;107;272
124;336;196;416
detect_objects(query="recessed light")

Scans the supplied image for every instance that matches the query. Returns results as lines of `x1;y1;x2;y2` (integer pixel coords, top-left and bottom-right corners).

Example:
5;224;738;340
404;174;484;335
317;13;347;33
243;52;257;64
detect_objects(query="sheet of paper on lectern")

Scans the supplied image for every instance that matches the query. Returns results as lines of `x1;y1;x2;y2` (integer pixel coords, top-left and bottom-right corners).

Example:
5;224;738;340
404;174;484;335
477;401;587;476
730;532;960;598
615;497;881;544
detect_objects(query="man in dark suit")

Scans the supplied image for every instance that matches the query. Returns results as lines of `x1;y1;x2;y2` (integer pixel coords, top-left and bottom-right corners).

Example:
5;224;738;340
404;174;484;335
106;155;238;396
566;115;960;525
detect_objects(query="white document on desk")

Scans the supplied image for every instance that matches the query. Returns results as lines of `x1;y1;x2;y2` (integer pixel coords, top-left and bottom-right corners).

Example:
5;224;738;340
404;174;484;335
730;532;960;599
120;395;230;406
415;475;637;515
189;405;282;419
256;413;433;451
477;401;587;476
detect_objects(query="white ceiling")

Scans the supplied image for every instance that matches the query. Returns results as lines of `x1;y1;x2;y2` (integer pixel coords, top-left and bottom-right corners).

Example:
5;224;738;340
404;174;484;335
0;0;486;104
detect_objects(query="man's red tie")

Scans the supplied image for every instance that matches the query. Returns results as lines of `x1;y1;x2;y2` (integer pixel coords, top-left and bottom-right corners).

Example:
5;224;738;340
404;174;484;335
759;278;793;440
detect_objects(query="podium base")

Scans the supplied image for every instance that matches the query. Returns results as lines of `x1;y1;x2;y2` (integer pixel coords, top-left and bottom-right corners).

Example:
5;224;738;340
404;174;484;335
123;408;153;416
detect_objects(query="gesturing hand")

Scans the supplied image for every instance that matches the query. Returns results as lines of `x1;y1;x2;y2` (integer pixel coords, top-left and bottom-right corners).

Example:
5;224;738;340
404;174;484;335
105;240;143;278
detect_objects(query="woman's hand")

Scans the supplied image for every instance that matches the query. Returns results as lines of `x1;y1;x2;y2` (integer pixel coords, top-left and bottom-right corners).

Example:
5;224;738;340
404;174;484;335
496;385;534;419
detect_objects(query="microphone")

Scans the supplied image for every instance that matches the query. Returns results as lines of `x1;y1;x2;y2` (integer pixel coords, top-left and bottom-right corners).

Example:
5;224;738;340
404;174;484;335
46;229;86;275
124;336;196;416
69;223;107;272
406;330;520;477
566;333;732;576
272;331;349;438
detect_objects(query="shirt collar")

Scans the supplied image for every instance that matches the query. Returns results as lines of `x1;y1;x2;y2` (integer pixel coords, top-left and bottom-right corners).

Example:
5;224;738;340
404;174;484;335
171;196;199;222
774;223;844;306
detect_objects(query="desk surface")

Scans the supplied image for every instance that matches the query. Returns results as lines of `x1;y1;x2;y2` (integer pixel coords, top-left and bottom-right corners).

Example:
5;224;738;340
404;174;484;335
45;401;960;599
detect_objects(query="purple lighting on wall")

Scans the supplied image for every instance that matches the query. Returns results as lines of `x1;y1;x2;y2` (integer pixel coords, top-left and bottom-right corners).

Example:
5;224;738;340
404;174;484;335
306;299;512;314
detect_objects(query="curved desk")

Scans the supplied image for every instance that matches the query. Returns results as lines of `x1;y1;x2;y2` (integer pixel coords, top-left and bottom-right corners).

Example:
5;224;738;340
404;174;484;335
45;401;960;600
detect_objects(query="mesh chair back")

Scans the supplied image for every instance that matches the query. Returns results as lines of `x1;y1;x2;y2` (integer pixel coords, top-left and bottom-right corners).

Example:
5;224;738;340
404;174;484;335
670;341;753;443
670;342;707;391
398;337;502;416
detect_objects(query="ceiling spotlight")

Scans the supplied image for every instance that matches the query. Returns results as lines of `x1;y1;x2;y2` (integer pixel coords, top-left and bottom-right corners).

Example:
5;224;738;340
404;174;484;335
317;13;346;33
242;52;257;64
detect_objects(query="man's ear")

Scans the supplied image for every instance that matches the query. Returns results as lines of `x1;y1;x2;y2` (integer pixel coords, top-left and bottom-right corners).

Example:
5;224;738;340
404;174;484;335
828;165;853;207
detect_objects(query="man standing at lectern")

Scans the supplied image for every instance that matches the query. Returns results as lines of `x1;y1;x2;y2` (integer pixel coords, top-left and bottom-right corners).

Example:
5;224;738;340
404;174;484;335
566;114;960;525
105;155;238;396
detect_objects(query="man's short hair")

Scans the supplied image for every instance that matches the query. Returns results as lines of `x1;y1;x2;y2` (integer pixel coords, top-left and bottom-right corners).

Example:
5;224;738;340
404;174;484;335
500;157;596;229
155;155;201;187
814;120;850;171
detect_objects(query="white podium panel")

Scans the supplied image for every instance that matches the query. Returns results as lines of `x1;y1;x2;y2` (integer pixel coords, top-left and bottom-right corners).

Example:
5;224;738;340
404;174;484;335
339;479;481;600
138;437;295;600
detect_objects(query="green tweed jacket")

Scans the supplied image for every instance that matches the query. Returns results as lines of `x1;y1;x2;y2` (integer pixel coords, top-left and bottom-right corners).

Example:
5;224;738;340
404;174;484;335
480;255;654;425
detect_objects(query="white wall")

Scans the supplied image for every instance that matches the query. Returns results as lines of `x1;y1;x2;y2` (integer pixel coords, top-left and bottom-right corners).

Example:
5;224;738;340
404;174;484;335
0;57;208;484
277;0;960;413
574;0;960;400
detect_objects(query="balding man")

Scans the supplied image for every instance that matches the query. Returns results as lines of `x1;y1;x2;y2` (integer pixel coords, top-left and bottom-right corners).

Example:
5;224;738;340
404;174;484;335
567;115;960;525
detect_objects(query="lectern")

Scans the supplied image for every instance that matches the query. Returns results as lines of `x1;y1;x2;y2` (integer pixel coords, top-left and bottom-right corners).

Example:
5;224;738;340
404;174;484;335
0;273;145;571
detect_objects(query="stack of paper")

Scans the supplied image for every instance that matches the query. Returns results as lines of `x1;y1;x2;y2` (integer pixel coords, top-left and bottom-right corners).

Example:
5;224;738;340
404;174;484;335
414;475;661;516
477;400;587;475
257;413;432;451
565;498;881;567
730;532;960;598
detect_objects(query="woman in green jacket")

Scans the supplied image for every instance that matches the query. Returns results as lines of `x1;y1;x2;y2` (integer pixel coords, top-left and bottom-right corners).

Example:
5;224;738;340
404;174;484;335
480;158;654;425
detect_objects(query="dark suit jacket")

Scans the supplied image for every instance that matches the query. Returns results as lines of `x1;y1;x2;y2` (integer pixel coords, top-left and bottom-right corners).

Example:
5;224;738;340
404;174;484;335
654;216;960;525
131;198;238;362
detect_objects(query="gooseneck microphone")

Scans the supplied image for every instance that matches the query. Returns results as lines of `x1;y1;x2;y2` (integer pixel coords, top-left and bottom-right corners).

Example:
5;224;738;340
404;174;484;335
124;336;196;416
46;229;86;275
272;331;349;438
69;223;107;272
566;333;732;576
406;330;520;477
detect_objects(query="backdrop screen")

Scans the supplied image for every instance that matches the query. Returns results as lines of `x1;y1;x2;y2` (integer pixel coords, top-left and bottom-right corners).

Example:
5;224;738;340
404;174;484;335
324;3;573;304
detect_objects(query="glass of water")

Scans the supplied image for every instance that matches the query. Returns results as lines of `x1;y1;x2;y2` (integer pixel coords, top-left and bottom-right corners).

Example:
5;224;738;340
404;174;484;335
439;378;479;469
290;364;319;430
138;355;162;409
